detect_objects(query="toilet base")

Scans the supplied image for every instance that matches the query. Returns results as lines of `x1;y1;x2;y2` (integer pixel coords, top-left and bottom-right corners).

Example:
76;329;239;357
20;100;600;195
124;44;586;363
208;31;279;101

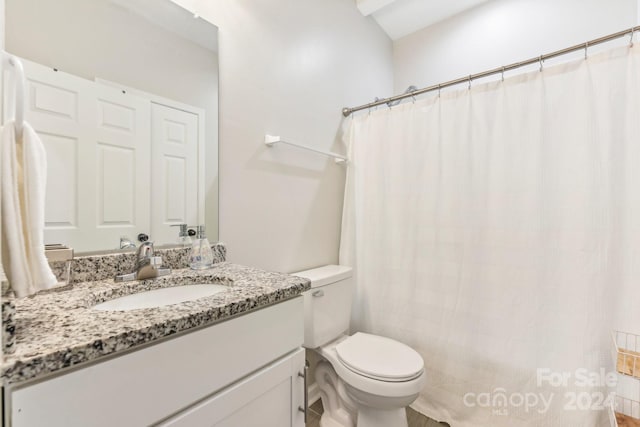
316;361;357;426
319;400;409;427
356;407;408;427
314;358;413;427
320;413;351;427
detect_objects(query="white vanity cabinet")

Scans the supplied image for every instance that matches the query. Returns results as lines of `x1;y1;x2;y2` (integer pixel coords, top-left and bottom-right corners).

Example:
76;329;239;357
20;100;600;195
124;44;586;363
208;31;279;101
5;298;306;427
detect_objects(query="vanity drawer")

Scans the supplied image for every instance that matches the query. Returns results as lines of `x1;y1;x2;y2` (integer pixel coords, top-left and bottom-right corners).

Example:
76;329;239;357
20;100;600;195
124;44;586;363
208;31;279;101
158;348;305;427
7;297;304;427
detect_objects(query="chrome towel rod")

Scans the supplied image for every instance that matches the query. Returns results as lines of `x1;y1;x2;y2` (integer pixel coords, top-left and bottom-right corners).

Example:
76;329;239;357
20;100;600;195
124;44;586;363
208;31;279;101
1;51;26;138
342;25;640;117
264;135;347;164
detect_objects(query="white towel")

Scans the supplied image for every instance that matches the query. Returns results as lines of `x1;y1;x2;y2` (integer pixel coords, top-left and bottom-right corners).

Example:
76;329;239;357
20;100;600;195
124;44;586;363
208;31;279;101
1;121;57;297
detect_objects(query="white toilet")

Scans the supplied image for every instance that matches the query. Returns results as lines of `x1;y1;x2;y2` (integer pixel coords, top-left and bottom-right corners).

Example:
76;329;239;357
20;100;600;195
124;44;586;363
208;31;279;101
293;265;426;427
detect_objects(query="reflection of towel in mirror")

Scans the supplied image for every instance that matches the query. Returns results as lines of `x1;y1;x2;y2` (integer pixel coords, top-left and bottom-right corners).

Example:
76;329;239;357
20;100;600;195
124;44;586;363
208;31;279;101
1;121;57;297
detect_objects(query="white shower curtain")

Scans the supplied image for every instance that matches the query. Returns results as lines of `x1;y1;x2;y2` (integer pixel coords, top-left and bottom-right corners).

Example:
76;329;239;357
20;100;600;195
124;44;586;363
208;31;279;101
340;45;640;427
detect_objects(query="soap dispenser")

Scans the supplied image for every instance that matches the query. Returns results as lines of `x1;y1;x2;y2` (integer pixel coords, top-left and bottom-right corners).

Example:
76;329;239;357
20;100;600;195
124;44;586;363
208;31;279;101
190;225;213;270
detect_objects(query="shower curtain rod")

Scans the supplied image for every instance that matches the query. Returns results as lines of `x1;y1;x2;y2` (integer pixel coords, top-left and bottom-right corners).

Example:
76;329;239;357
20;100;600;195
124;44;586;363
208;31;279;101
342;25;640;117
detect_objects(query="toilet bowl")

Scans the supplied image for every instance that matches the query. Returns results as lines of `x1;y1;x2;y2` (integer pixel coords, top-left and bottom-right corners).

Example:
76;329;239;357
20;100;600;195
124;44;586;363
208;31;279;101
293;265;426;427
316;333;426;427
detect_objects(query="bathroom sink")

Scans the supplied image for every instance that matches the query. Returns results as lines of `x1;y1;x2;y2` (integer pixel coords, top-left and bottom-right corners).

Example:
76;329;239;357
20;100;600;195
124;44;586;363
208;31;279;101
92;284;228;311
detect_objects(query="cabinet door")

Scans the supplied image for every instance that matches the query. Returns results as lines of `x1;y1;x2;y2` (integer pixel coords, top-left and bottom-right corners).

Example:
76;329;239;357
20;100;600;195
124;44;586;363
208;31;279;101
150;103;200;245
159;348;306;427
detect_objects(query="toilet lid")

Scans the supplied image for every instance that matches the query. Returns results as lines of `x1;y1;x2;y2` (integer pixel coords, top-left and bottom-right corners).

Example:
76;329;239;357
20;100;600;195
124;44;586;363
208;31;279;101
335;333;424;382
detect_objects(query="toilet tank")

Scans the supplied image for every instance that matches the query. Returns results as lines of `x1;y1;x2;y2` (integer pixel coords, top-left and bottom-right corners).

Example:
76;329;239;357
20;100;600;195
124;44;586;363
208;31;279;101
292;265;353;349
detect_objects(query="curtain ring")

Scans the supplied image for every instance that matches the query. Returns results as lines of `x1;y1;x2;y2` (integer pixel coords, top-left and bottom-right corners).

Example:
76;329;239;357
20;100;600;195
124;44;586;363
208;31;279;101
584;42;589;60
372;97;380;113
501;66;505;82
539;56;543;72
468;75;472;90
631;28;635;47
438;84;441;98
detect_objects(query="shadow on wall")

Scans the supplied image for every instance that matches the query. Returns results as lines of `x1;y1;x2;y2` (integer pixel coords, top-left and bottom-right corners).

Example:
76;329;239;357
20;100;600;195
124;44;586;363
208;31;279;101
232;123;348;271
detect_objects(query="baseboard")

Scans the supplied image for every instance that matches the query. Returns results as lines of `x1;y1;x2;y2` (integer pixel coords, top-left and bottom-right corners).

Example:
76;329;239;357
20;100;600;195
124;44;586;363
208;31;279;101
308;382;321;407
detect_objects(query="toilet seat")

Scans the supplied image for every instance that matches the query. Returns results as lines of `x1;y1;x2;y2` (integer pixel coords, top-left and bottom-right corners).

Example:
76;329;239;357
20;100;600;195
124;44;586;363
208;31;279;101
335;333;424;382
318;335;426;399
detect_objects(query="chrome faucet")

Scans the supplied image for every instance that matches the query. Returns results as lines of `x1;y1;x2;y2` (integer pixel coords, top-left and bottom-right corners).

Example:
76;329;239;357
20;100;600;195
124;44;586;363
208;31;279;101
119;236;136;250
115;242;171;282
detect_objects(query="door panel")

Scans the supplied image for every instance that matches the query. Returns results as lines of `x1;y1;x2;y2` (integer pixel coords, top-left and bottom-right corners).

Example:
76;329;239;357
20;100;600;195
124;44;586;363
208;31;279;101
13;61;93;250
151;103;199;245
92;84;150;248
39;132;77;227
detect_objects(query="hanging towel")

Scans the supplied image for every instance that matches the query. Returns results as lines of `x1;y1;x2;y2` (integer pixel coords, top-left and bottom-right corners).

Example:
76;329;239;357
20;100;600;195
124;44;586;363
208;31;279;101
1;121;57;297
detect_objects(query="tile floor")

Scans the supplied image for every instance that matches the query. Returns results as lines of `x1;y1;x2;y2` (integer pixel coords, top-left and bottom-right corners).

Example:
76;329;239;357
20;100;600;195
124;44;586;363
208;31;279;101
306;399;450;427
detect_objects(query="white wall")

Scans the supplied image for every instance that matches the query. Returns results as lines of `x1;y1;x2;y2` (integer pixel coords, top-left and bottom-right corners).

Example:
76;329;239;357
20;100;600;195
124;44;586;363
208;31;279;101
394;0;638;93
173;0;393;272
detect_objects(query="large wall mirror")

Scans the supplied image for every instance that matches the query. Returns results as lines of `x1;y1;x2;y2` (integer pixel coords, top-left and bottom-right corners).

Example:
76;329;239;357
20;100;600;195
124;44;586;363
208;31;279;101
3;0;218;254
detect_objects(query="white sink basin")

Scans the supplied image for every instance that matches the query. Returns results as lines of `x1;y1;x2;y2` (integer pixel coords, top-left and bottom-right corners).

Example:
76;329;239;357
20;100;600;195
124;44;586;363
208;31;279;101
93;284;228;311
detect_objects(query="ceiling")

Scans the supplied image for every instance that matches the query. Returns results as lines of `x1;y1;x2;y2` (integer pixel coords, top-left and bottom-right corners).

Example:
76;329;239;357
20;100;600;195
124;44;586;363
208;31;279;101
358;0;491;40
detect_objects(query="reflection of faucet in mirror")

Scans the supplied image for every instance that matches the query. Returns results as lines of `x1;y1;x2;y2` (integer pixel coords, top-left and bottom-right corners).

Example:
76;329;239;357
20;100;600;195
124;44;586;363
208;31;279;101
115;242;171;282
171;224;193;247
119;237;137;250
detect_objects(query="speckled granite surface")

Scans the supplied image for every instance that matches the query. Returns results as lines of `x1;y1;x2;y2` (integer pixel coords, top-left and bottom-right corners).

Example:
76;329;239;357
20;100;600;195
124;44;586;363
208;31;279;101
49;244;227;284
2;244;227;357
2;300;15;355
1;262;310;386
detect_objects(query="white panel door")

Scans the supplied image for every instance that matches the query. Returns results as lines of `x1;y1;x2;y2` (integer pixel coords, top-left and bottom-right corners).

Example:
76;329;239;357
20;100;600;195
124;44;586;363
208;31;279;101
150;103;199;245
7;58;151;251
10;60;94;250
92;85;150;249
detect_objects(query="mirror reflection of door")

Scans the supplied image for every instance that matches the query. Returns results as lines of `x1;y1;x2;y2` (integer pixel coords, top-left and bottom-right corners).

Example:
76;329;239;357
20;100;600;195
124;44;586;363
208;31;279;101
7;60;152;252
5;60;205;252
3;0;219;253
150;102;201;247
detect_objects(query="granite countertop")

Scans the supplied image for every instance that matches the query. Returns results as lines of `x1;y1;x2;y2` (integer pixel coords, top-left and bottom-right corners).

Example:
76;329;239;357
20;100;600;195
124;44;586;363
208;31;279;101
1;262;310;386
